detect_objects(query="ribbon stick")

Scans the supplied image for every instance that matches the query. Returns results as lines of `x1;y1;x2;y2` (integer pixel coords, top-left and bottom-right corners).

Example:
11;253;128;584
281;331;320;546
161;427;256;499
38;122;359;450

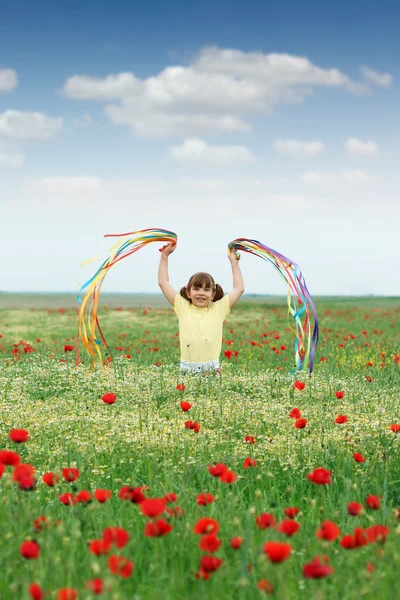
77;228;177;366
228;238;319;374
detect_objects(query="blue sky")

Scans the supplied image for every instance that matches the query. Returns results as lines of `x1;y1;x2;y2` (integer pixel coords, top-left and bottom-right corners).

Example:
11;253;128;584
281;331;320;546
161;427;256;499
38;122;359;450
1;1;399;295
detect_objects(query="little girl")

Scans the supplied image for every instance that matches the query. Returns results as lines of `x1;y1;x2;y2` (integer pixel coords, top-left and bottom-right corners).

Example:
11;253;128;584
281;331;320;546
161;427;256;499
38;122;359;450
158;243;244;374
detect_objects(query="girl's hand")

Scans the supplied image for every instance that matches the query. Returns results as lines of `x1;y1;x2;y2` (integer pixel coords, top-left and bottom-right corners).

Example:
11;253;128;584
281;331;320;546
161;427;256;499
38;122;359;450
228;248;240;263
159;242;176;256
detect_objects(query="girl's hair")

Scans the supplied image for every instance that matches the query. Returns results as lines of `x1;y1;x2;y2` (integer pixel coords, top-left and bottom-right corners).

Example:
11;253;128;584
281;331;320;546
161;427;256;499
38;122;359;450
180;272;224;303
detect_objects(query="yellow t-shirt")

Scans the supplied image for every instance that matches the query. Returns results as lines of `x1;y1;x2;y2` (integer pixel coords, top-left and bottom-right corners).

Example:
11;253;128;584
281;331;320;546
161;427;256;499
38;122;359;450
173;293;231;362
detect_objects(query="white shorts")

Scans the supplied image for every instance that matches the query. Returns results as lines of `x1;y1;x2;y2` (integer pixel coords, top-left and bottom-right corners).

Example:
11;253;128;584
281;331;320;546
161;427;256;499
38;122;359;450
180;358;220;374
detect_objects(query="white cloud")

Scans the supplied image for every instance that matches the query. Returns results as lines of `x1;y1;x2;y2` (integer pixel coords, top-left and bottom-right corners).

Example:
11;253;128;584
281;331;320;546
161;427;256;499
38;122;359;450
0;142;24;168
169;138;255;165
345;138;378;157
0;110;64;141
360;66;392;87
274;139;324;157
61;46;367;138
302;170;378;186
71;113;94;127
0;69;18;93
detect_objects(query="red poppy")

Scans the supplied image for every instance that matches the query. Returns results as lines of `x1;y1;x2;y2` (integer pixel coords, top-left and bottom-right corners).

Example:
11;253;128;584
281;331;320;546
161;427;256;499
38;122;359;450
140;498;166;518
89;539;112;556
180;401;192;411
184;420;200;433
193;518;219;535
224;350;233;359
59;492;76;506
283;507;299;519
57;589;77;600
200;555;223;573
75;490;91;503
20;540;40;559
243;457;257;468
196;493;214;506
256;513;276;529
9;429;29;443
94;489;112;503
353;452;366;463
366;562;375;573
307;468;332;485
340;534;356;549
263;541;292;563
33;516;48;532
277;520;300;537
367;524;389;543
365;375;373;382
108;555;134;578
257;580;274;594
208;463;227;477
295;418;307;429
303;556;333;578
0;449;21;466
176;383;186;391
42;472;59;486
219;469;237;484
335;391;344;399
199;534;222;553
390;424;400;433
366;495;380;510
85;579;104;595
103;527;130;549
289;408;301;419
316;520;341;541
144;518;173;537
118;486;147;503
347;502;364;516
335;415;348;424
102;392;116;404
28;583;44;600
64;345;74;352
163;492;178;504
62;467;80;483
230;536;244;550
293;381;305;390
13;463;35;482
245;435;256;444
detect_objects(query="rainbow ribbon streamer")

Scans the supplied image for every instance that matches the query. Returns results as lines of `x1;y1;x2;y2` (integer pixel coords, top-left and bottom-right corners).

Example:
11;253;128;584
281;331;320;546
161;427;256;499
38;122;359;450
77;228;177;365
228;238;319;374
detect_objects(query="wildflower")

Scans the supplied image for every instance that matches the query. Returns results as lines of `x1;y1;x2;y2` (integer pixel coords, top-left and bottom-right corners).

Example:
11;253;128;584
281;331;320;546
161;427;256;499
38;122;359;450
230;537;244;549
257;580;274;594
303;556;333;578
9;429;29;443
224;350;233;359
347;502;364;516
335;415;348;424
199;534;222;553
33;516;48;532
102;392;116;404
75;490;91;503
57;589;78;600
316;521;341;541
20;540;40;559
176;383;186;391
365;375;373;382
366;495;381;510
335;391;344;399
245;435;256;444
293;381;305;390
164;492;178;504
263;541;292;563
307;468;332;485
62;467;80;483
200;555;223;573
63;345;74;352
180;401;192;411
184;420;200;433
28;583;44;600
283;507;299;519
340;534;356;549
85;579;104;595
103;527;130;549
256;513;276;529
140;498;166;518
353;452;366;463
295;418;307;429
390;424;400;433
42;472;59;486
59;493;76;506
196;493;214;506
0;450;21;466
13;463;35;483
89;539;112;556
208;463;227;477
144;519;173;537
219;469;237;484
193;517;219;535
289;408;301;419
119;485;147;503
94;489;112;503
108;555;134;578
243;457;257;468
277;520;300;537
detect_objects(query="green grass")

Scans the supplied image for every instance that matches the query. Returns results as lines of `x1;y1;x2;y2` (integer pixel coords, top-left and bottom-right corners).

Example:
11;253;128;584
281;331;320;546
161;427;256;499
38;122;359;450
0;299;399;599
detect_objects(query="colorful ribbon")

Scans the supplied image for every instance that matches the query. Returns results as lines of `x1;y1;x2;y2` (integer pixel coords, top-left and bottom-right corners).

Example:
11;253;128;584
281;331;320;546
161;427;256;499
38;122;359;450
77;228;177;365
228;238;319;373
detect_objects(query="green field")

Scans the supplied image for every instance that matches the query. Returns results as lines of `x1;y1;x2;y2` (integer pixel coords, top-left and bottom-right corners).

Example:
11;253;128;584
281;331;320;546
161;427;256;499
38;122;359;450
0;298;399;599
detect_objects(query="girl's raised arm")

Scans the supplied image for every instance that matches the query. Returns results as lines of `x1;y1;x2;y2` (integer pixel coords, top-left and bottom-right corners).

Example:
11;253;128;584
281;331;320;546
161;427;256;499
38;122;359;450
158;243;177;305
227;250;245;308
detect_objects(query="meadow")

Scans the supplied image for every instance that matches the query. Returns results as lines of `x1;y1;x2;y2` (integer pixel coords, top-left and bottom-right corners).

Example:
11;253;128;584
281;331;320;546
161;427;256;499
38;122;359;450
0;297;399;600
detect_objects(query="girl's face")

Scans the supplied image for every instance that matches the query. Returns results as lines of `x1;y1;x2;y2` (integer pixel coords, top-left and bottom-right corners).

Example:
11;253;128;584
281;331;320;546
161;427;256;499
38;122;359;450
186;284;215;308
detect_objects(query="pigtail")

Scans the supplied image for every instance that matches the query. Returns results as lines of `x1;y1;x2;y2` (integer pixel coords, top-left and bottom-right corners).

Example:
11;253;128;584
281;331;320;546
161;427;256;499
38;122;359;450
179;286;190;301
213;284;224;302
